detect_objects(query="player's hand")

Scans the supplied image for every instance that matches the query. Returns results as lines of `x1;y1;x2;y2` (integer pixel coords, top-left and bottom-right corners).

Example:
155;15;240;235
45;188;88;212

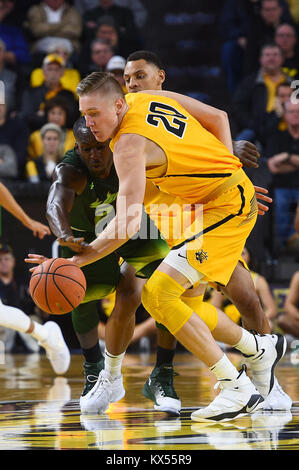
254;185;273;216
57;236;90;253
24;253;49;272
25;218;51;239
233;140;260;168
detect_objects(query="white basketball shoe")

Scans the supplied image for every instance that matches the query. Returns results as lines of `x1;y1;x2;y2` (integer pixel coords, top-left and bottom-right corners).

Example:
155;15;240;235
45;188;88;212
80;369;125;414
191;366;264;423
39;321;71;375
244;333;287;398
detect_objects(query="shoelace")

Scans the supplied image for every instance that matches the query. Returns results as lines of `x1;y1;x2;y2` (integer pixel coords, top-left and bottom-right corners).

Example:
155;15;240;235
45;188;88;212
86;374;99;384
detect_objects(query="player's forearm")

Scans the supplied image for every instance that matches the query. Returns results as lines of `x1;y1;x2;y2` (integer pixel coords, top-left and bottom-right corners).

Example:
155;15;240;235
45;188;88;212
46;201;73;239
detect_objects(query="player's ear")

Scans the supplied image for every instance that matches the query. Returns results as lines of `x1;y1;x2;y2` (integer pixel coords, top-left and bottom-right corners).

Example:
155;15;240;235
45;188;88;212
115;97;125;114
159;70;166;85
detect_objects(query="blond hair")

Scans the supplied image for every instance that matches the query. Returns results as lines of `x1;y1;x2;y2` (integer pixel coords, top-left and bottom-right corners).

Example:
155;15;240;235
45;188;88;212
76;71;124;98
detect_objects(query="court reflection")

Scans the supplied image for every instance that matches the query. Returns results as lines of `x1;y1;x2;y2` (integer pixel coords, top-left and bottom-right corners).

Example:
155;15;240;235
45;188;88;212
0;354;297;450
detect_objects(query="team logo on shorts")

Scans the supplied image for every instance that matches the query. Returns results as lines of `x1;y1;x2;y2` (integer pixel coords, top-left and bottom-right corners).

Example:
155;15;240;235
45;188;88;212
195;249;208;263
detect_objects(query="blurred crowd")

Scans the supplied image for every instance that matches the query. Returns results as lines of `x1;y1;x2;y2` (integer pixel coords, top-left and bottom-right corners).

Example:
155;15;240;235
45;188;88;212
220;0;299;256
0;0;145;181
0;0;298;353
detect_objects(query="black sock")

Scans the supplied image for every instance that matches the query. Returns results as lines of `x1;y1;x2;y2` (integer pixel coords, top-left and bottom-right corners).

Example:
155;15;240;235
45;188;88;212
155;346;176;368
82;342;102;363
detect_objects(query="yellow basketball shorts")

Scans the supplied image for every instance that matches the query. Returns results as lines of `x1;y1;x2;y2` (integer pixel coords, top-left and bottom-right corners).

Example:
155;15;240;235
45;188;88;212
164;174;258;288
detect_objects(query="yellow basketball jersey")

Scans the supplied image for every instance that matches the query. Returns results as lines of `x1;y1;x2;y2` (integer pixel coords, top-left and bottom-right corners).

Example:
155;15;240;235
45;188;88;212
110;92;242;205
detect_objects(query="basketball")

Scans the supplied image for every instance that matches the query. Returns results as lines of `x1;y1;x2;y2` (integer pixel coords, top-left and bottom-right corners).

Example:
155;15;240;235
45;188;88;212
29;258;86;315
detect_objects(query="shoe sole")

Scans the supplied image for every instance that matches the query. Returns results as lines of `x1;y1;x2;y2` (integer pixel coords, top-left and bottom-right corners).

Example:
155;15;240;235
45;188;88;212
191;393;264;423
154;404;180;416
143;383;181;416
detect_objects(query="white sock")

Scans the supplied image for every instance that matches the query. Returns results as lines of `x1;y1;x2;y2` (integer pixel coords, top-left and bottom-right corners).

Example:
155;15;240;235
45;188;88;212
210;354;240;381
233;329;258;356
0;304;47;342
104;349;125;379
0;303;50;343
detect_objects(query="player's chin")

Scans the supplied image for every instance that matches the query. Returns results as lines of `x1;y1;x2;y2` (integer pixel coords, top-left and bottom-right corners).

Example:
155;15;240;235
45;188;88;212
92;131;107;142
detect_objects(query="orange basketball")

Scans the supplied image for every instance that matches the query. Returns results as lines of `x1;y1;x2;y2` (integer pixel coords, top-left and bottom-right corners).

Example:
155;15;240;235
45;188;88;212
29;258;86;315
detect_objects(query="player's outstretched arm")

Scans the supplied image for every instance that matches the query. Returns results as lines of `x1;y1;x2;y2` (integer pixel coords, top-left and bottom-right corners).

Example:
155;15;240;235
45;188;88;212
141;90;233;153
46;163;89;252
0;182;50;239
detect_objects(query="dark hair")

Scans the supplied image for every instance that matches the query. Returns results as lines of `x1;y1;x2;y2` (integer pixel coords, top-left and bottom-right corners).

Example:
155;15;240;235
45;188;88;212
77;71;124;98
73;116;94;141
126;50;164;70
260;42;283;56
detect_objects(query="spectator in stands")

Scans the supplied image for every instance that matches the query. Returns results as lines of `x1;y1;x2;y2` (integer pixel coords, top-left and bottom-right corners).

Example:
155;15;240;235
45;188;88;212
27;96;75;161
233;43;293;142
0;143;17;178
0;0;31;66
274;23;299;78
78;38;114;77
20;53;79;132
94;16;121;53
0;38;16;111
264;100;299;251
0;103;28;178
277;270;299;338
106;54;126;91
219;0;250;94
24;0;82;57
244;0;293;74
211;246;278;331
30;38;81;95
83;0;141;54
26;122;63;183
258;82;293;145
0;243;39;352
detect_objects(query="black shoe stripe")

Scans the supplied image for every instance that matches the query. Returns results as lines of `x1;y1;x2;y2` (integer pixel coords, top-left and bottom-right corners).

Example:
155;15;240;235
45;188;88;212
269;334;286;394
200;395;264;422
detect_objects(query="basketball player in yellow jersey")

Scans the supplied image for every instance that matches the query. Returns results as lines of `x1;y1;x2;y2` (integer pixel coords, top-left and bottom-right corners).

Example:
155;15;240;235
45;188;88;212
27;73;288;421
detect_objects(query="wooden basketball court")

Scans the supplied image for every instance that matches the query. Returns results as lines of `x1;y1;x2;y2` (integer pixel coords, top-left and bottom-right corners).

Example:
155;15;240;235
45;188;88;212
0;351;298;451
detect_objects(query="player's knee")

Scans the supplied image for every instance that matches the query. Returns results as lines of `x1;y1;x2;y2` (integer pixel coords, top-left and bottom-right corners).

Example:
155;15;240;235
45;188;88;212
141;271;183;326
114;286;141;316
